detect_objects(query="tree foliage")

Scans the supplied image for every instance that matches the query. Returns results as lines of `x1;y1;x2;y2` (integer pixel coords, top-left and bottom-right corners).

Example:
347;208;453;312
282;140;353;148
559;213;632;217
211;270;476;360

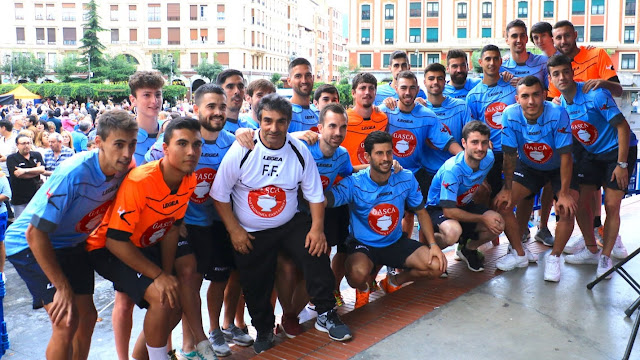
93;55;137;83
270;73;281;85
53;55;82;83
0;84;187;102
79;0;106;68
195;59;223;82
2;54;45;83
152;52;181;78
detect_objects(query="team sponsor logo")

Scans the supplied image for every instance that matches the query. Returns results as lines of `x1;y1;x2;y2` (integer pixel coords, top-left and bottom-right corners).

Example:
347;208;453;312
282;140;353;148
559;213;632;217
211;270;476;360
310;126;320;134
392;130;417;157
357;142;369;164
75;200;113;233
484;102;507;129
248;185;286;218
441;123;452;135
320;175;331;190
457;184;479;206
368;203;400;236
523;142;553;164
140;217;175;247
571;120;598;146
192;168;217;204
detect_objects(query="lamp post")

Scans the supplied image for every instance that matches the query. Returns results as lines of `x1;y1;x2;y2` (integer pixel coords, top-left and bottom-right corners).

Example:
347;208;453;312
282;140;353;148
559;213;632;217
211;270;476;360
168;53;174;85
87;54;91;83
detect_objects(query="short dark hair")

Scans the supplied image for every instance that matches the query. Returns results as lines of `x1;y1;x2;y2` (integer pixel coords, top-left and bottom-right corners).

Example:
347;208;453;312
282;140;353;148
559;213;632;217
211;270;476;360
27;115;37;126
0;120;12;132
319;103;347;125
553;20;575;32
247;79;276;97
389;51;408;63
396;70;417;83
530;22;553;41
364;130;392;154
506;19;527;34
516;75;543;93
78;119;91;132
546;54;573;73
38;119;48;129
351;72;378;91
481;44;501;57
216;69;244;86
15;134;30;145
47;110;55;118
256;93;292;123
447;49;468;64
163;117;201;145
96;109;138;141
424;63;446;77
313;84;339;102
128;71;164;97
194;83;226;106
462;120;490;140
288;57;312;73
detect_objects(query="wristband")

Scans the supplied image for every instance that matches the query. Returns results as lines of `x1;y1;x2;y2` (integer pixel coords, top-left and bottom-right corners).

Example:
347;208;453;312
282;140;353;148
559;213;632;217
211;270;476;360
429;242;438;247
153;271;163;280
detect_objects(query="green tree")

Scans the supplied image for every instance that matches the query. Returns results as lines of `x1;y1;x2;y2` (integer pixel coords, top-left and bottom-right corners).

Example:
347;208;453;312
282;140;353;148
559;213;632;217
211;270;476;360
53;55;82;82
470;50;482;74
270;73;281;85
195;59;223;82
2;54;45;83
94;54;137;83
79;0;106;68
152;52;180;80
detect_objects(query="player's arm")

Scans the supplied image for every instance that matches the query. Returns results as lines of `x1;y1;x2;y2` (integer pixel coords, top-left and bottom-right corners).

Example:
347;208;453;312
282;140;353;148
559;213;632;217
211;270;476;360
306;201;327;256
415;207;447;273
611;118;631;189
159;223;180;274
556;152;577;217
493;149;517;211
213;200;254;254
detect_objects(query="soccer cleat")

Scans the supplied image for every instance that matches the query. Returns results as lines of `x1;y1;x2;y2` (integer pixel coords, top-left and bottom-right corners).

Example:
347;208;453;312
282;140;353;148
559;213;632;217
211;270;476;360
456;242;484;272
278;313;303;338
565;247;601;265
315;309;352;341
253;331;274;354
535;227;555;247
563;235;586;254
544;254;562;282
221;324;253;347
496;248;528;271
196;340;219;360
334;290;345;307
612;235;628;259
379;276;401;294
596;255;613;280
208;328;232;357
354;287;370;309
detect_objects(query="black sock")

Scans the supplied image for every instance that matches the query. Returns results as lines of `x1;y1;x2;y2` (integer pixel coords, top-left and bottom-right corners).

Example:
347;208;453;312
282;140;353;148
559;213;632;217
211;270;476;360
593;216;602;228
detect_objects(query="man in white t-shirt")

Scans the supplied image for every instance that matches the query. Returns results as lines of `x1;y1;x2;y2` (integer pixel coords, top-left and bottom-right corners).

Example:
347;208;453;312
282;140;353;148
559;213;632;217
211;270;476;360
211;94;352;354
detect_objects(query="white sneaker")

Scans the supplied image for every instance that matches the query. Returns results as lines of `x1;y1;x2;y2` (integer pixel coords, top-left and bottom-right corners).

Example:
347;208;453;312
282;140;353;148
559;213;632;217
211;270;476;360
596;255;613;279
496;249;528;271
525;248;538;263
544;254;562;282
565;247;601;265
612;235;628;259
196;340;218;360
298;303;318;324
563;235;586;254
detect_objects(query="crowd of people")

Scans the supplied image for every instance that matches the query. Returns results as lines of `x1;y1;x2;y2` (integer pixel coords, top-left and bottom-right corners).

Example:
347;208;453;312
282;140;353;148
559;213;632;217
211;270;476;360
0;18;637;360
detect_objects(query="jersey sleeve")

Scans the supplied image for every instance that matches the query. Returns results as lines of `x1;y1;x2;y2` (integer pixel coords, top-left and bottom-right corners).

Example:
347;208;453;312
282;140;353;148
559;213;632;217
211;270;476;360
210;142;244;203
597;50;618;80
338;153;354;177
594;89;624;125
105;177;144;242
500;109;518;153
427;121;454;151
328;176;353;208
466;93;479;120
438;170;460;208
29;169;75;233
406;175;425;211
555;109;573;153
300;150;324;204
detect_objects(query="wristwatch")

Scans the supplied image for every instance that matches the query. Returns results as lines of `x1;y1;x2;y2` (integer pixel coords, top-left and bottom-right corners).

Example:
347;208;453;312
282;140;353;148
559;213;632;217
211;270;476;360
617;161;628;169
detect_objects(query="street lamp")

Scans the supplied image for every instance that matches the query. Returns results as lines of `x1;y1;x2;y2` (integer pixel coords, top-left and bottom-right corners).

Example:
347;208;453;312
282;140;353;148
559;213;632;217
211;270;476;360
168;53;174;85
87;54;91;83
5;55;12;84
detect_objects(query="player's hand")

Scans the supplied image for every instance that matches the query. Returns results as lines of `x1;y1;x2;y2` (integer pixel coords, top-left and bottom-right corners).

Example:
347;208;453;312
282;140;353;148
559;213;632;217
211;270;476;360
582;79;606;93
611;165;629;190
295;130;319;145
235;128;255;150
153;272;179;308
501;71;514;83
414;97;427;106
383;97;398;110
179;223;188;238
552;96;561;105
555;191;577;218
305;228;327;257
428;244;448;273
482;212;505;235
392;159;403;173
229;227;254;254
493;188;512;212
48;283;74;326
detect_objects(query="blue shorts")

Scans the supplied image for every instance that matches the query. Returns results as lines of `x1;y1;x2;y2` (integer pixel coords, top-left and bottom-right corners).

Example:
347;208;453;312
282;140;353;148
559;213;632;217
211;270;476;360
0;212;7;242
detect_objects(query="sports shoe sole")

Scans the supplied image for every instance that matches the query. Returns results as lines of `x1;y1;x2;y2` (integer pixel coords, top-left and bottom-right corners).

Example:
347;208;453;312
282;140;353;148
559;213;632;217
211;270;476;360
534;234;554;247
314;321;353;341
456;249;484;272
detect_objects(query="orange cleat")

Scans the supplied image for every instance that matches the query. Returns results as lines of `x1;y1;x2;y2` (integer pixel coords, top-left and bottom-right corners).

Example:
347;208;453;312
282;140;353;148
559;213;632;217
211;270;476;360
354;287;370;309
379;276;401;294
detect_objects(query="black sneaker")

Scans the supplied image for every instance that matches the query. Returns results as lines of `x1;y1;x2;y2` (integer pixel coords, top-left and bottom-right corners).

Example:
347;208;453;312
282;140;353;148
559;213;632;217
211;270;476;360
253;330;274;354
456;243;484;272
315;309;352;341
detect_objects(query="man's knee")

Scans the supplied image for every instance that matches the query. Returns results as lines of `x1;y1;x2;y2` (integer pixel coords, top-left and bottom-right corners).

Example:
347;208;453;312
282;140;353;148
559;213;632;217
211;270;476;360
345;256;372;285
439;221;462;245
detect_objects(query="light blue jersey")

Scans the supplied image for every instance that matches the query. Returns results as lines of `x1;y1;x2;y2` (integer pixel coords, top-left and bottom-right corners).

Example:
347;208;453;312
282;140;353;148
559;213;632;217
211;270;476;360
501;102;573;171
443;78;481;100
466;79;517;152
560;82;624;154
135;125;159;166
4;150;129;256
425;97;470;174
239;113;260;129
500;52;549;89
374;82;427;106
380;104;454;174
427;150;495;208
305;141;353;191
288;104;319;133
328;168;424;247
223;117;258;134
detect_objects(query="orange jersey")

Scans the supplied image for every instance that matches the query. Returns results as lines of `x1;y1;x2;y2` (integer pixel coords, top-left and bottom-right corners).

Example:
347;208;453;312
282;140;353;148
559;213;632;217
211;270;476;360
548;46;618;98
344;107;388;166
86;159;196;251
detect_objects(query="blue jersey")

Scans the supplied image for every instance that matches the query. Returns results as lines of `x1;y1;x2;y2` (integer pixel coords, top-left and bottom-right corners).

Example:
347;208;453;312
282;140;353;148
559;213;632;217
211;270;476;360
443;78;481;100
374;82;427;106
135;125;159;166
560;82;624;154
4;150;129;256
288;104;319;133
466;79;517;152
310;104;320;118
427;150;495;208
425;97;470;174
380;104;453;174
239;113;259;129
223;117;258;134
329;168;424;247
500;52;549;89
501;102;573;171
305;141;353;191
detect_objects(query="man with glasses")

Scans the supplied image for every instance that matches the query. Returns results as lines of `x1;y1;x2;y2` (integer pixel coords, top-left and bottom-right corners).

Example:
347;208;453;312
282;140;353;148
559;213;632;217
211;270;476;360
6;134;44;218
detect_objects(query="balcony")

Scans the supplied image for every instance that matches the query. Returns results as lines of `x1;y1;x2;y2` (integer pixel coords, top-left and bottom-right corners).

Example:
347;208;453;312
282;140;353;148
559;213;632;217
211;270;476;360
63;16;76;21
47;15;55;20
168;40;180;45
17;40;25;44
63;40;76;45
35;14;43;20
148;39;161;45
15;15;24;20
36;40;45;45
148;15;161;21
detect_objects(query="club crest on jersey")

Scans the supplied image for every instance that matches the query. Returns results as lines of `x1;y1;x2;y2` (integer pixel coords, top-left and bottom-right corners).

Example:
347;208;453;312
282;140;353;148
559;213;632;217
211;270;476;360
484;102;507;129
392;130;417;157
357;142;369;164
320;175;331;190
75;200;113;233
441;124;452;135
523;142;553;164
140;217;175;247
457;184;479;206
368;203;400;236
571;120;598;146
248;185;286;218
192;168;217;204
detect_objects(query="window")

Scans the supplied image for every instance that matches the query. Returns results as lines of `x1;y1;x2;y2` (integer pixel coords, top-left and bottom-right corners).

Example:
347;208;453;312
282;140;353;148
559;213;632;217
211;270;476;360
625;26;635;43
191;53;198;68
35;4;44;20
410;2;421;17
16;27;25;44
427;2;439;17
60;3;75;20
47;27;55;44
457;28;467;38
543;1;554;17
217;4;224;20
426;28;438;42
361;4;370;20
591;0;604;14
482;2;492;18
409;28;421;43
199;5;207;20
518;1;528;17
148;27;161;45
384;29;394;44
361;29;370;45
190;5;197;20
129;28;137;43
572;0;585;14
383;53;391;67
410;53;423;68
36;28;45;44
46;4;54;20
47;53;56;68
482;27;491;38
626;1;636;15
15;3;24;20
200;29;208;43
168;27;180;45
167;3;180;21
575;26;584;42
129;5;137;21
148;4;161;21
62;27;76;45
111;29;119;44
590;26;603;42
457;3;467;18
622;54;636;70
217;28;225;44
427;54;439;64
359;54;372;68
384;4;394;20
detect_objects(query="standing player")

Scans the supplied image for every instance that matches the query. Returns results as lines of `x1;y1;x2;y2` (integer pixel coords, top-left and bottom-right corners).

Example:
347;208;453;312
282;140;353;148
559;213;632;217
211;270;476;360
287;58;319;132
312;84;341;116
130;71;164;166
374;51;426;105
530;22;557;57
216;69;256;134
241;79;276;128
5;109;138;359
443;50;481;100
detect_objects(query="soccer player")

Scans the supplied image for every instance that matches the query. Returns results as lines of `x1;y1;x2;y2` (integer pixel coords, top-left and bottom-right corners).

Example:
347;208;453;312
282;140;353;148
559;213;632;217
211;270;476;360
216;69;257;134
374;51;427;106
241;79;276;128
312;84;341;115
530;22;556;57
5;109;138;359
130;71;164;166
494;76;577;279
288;58;319;132
426;121;504;272
548;55;635;278
443;50;481;100
211;94;352;354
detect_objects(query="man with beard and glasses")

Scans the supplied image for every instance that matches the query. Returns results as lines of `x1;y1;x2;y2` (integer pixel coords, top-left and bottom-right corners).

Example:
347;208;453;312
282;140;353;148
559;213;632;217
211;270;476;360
216;69;257;134
443;50;481;101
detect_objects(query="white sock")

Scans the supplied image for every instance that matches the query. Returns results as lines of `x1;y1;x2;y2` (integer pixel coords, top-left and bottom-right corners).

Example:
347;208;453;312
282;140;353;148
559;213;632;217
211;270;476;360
146;344;168;360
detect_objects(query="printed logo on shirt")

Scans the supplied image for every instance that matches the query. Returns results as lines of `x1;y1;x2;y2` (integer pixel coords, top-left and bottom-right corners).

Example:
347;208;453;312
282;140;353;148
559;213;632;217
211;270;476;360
484;102;507;129
368;203;400;236
392;130;417;157
571;120;598;146
75;200;113;233
310;126;320;134
441;123;452;135
357;142;369;164
457;184;479;206
248;185;286;218
523;143;553;164
320;175;331;190
192;168;217;204
140;217;175;247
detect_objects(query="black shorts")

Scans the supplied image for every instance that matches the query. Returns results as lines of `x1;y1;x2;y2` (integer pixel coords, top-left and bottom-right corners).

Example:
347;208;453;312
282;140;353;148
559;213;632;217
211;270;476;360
9;244;94;309
414;168;435;203
427;202;489;241
346;234;424;269
577;145;637;191
325;205;349;254
89;246;160;309
513;160;578;196
176;222;235;282
486;151;504;198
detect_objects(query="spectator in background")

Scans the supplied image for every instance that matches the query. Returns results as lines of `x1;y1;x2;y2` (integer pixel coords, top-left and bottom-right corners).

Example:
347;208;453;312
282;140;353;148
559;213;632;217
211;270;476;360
7;134;45;218
86;140;96;151
34;131;50;158
43;133;74;176
36;120;47;135
46;121;56;134
61;111;77;132
26;115;38;134
18;130;36;151
0;170;10;274
46;110;62;133
12;115;24;135
0;120;17;176
72;120;91;152
61;130;75;152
